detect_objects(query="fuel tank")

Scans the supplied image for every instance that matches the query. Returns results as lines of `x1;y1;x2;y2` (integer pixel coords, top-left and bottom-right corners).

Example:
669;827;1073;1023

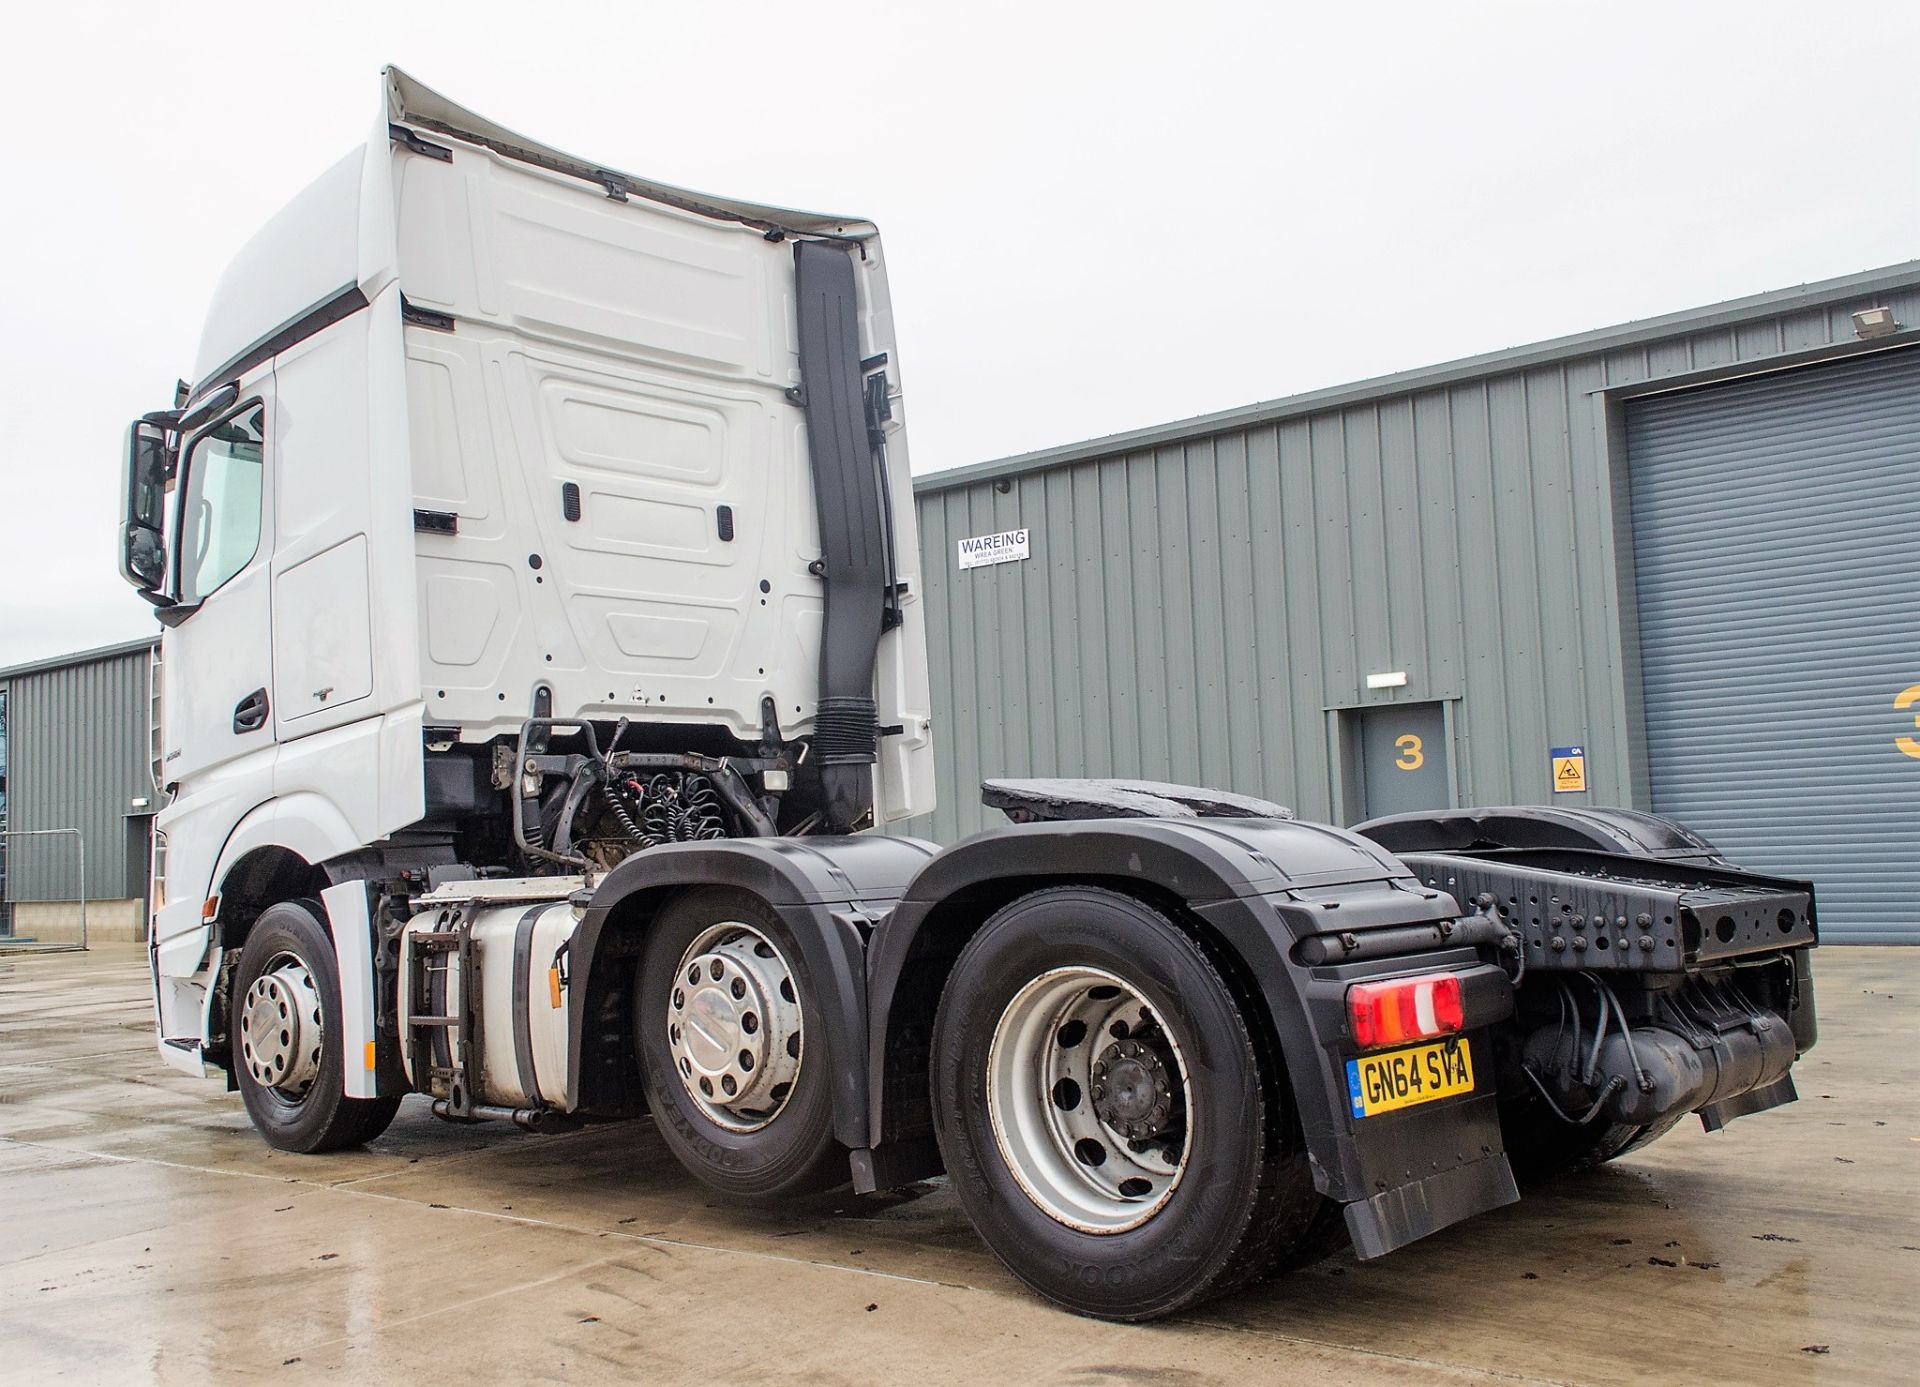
1521;975;1798;1129
398;892;580;1111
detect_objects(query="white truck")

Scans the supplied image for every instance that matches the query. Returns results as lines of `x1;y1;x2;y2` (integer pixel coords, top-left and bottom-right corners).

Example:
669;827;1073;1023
117;70;1823;1322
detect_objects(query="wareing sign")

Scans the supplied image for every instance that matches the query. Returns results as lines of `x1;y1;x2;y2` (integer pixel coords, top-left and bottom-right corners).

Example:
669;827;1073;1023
956;528;1031;571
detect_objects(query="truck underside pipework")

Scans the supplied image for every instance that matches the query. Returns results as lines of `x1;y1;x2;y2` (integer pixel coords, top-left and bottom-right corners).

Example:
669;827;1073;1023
115;69;1821;1322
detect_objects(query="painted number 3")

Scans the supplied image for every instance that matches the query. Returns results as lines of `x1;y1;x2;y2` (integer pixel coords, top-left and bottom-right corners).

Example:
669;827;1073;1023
1395;734;1424;771
1897;686;1920;761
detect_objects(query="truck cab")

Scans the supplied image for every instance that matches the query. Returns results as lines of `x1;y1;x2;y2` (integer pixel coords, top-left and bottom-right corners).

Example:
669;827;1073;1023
122;68;932;1055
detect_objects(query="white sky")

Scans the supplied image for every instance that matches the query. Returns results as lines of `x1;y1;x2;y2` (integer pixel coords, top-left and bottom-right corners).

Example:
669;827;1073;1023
1;1;1915;668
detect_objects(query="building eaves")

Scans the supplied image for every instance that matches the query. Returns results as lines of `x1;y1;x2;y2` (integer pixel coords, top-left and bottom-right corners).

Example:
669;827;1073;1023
0;635;160;683
914;259;1920;496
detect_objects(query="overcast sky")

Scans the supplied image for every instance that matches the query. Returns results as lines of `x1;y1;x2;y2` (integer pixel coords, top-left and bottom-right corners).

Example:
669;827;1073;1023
1;1;1915;668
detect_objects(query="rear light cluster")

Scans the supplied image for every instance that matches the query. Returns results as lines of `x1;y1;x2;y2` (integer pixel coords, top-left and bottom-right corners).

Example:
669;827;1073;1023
1347;972;1464;1050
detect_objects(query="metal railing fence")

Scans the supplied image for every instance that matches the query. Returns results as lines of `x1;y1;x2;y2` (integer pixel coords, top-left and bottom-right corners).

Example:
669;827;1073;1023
0;827;87;952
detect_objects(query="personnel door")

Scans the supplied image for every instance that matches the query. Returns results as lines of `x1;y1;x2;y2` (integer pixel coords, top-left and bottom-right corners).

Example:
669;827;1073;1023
1355;702;1452;817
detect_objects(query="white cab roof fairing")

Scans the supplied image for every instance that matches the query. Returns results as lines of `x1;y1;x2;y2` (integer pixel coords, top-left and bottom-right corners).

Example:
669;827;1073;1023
191;65;877;397
383;66;877;242
188;136;398;393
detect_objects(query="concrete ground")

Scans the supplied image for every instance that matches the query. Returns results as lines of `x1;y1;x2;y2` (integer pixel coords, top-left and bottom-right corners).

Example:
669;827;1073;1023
0;945;1912;1386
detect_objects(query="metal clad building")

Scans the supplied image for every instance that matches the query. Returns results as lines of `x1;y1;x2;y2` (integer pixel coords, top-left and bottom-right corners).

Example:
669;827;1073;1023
907;263;1920;943
0;637;159;940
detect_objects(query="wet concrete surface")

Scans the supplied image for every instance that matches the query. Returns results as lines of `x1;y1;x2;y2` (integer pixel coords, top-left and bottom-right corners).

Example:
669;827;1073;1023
0;944;1912;1385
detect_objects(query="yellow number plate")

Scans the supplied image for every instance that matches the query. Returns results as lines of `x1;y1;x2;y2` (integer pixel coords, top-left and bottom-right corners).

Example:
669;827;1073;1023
1346;1039;1474;1119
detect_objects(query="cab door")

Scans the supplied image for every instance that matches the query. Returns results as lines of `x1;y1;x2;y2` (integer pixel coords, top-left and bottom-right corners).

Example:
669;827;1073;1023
151;372;278;1034
159;377;277;789
268;314;379;740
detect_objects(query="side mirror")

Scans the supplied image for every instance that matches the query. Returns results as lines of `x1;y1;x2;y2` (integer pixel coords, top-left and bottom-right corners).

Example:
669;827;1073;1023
119;419;172;596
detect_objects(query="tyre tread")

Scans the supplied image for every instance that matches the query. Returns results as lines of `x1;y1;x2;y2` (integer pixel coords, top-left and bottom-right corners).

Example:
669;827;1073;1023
1176;924;1326;1304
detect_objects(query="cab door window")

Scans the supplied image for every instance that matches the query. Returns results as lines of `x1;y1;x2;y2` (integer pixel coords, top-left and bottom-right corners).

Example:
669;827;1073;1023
176;404;265;604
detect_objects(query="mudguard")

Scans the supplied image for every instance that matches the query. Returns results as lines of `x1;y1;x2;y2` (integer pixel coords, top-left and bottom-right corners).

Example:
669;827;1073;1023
865;818;1519;1252
574;834;938;1148
1355;804;1727;864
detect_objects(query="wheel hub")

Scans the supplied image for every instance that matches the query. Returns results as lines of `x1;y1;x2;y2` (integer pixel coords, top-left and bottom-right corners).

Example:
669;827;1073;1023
667;923;803;1132
239;955;323;1097
1091;1040;1173;1140
986;966;1193;1234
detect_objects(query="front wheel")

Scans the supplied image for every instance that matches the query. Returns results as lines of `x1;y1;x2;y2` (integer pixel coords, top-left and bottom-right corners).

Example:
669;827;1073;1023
932;887;1323;1321
231;899;400;1152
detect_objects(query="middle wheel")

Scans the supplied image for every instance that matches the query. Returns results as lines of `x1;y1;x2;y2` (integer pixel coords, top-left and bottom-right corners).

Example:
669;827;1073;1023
633;888;845;1201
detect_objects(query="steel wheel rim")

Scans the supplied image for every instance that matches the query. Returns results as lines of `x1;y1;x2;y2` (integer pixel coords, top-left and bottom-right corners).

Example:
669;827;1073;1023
665;921;804;1133
239;949;324;1099
986;965;1193;1234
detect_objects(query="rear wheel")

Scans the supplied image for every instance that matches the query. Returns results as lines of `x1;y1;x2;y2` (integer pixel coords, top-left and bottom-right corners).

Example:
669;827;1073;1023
932;887;1322;1321
633;889;844;1201
232;899;400;1152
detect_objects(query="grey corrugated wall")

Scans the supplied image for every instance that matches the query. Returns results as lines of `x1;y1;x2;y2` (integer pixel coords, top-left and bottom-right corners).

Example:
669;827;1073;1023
903;265;1920;844
1;642;157;902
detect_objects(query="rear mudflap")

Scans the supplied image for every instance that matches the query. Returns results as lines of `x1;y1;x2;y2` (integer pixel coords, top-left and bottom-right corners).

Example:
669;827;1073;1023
1287;948;1520;1257
1347;1150;1520;1259
1334;1033;1518;1258
1191;880;1522;1257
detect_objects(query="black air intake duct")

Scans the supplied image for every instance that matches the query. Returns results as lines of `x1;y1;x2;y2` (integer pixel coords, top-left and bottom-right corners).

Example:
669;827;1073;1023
793;239;888;832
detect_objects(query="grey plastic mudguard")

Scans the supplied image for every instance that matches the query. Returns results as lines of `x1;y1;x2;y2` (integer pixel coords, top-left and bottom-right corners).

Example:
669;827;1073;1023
864;818;1518;1252
1355;804;1728;864
573;834;938;1147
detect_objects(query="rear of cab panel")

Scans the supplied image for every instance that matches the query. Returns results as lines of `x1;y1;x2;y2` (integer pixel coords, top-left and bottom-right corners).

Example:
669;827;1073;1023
381;68;933;823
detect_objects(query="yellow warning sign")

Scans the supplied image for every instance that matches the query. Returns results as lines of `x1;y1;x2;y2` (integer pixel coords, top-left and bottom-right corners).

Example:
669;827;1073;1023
1550;745;1587;793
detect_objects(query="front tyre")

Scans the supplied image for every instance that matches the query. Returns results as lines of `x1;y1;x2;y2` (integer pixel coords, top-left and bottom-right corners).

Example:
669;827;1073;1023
232;899;400;1153
633;889;844;1201
932;887;1322;1321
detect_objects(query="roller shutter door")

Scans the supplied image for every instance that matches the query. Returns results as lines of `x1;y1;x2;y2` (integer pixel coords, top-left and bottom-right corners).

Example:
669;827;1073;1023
1626;347;1920;942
